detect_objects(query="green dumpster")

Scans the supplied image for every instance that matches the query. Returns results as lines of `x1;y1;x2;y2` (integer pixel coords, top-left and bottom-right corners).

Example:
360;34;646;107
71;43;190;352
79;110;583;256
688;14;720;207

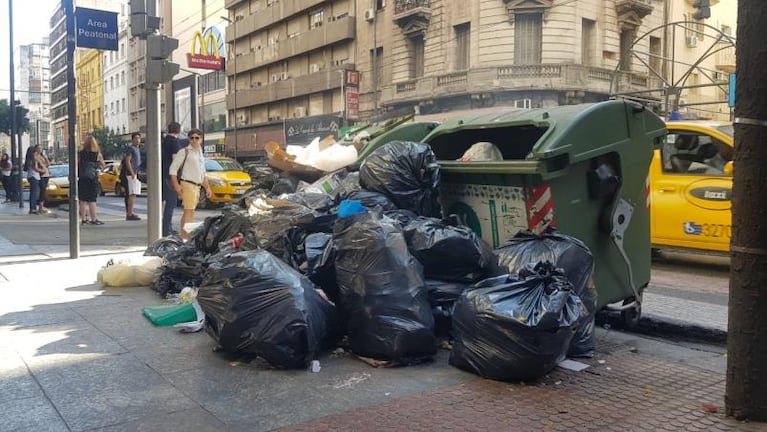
419;101;666;321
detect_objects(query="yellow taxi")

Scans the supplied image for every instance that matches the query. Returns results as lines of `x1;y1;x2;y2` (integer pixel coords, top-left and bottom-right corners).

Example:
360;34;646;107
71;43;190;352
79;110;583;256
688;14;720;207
650;121;734;253
196;157;252;208
42;164;71;204
98;162;147;196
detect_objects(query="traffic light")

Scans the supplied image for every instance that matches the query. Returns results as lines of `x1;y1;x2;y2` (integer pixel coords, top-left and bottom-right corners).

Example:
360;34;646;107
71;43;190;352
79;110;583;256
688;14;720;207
692;0;711;20
146;33;180;85
129;0;160;37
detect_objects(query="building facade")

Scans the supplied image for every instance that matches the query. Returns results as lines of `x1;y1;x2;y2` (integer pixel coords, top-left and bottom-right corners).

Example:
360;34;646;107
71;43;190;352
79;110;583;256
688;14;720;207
49;3;68;160
223;0;357;157
75;49;104;142
15;40;52;155
103;7;132;138
166;0;229;154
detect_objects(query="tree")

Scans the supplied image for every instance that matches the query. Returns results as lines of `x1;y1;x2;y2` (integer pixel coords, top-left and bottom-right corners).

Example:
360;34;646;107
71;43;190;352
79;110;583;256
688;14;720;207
91;127;127;160
726;0;767;422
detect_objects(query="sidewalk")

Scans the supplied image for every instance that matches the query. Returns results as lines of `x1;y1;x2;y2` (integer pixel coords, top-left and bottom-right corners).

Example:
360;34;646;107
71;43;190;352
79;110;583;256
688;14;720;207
0;254;759;432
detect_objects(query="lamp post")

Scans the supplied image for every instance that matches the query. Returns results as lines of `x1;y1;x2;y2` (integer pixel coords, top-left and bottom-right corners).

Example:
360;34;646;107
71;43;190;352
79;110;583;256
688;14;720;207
221;16;237;160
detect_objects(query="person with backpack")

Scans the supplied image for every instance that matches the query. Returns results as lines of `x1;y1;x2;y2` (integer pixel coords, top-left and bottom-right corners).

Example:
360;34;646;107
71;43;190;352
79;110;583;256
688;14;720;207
78;135;106;225
120;132;142;221
169;128;211;240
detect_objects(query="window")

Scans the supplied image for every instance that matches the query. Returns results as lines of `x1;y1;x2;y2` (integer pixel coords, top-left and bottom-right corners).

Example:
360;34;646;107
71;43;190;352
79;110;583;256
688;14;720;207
122;98;126;113
371;47;384;88
110;76;114;89
454;23;470;70
619;30;634;71
581;19;596;66
121;43;125;58
376;0;385;10
514;13;542;65
410;35;425;78
649;36;662;73
121;71;125;86
310;9;324;29
661;132;733;176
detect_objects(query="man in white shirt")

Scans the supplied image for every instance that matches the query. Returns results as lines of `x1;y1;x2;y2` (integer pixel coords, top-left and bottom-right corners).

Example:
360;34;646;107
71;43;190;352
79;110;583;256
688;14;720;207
169;128;212;239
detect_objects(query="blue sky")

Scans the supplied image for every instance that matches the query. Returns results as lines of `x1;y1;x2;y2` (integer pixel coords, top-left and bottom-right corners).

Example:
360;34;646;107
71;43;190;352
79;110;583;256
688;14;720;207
0;0;59;101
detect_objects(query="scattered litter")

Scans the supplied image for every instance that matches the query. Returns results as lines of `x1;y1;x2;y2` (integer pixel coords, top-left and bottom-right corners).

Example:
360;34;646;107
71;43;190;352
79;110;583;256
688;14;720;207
644;386;653;395
558;359;590;372
606;367;612;371
333;372;371;390
143;302;198;327
603;323;611;330
702;403;718;413
310;360;321;373
554;381;562;386
598;360;606;364
98;257;163;287
385;392;391;396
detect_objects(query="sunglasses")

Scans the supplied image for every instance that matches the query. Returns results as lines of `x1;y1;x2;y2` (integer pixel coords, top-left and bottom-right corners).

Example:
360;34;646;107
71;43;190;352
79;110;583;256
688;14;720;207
189;136;201;140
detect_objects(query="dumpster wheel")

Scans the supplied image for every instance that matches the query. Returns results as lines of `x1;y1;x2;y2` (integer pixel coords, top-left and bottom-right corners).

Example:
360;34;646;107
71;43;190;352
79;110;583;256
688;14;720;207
620;295;642;329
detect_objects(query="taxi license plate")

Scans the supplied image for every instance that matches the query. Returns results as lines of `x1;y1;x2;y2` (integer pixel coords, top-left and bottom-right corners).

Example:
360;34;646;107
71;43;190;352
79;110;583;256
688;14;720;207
236;189;248;195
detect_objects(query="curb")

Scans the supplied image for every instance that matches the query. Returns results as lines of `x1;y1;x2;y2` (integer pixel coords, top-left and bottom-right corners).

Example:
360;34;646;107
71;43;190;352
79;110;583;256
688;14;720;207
597;311;727;345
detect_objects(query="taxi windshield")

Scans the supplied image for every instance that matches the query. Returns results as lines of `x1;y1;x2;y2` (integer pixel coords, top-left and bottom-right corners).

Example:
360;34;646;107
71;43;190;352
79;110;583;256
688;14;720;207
716;125;733;138
49;165;69;178
205;158;243;172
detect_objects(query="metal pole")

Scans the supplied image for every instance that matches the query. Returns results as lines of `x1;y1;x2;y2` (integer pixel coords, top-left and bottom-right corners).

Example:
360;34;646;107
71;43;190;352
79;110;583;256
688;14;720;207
372;1;378;117
200;74;205;133
233;20;237;160
65;0;79;258
145;0;161;243
9;0;21;208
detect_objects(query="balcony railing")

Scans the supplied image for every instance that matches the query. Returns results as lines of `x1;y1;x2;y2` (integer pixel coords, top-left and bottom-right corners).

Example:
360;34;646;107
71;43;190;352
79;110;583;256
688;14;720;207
436;71;468;87
395;0;431;15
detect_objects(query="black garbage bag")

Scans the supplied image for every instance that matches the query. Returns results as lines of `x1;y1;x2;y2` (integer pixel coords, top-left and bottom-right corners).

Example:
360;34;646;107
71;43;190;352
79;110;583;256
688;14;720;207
144;234;184;258
198;249;337;369
495;229;597;358
337;190;398;212
282;192;335;212
239;187;271;209
383;209;419;227
151;242;207;298
271;175;301;195
424;279;472;338
305;233;339;303
359;141;442;218
449;262;585;382
334;211;436;361
403;217;495;283
334;171;362;198
192;210;253;254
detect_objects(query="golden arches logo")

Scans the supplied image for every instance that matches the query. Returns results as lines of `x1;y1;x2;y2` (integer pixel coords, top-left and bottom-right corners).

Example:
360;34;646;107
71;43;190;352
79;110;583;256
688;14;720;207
187;29;225;71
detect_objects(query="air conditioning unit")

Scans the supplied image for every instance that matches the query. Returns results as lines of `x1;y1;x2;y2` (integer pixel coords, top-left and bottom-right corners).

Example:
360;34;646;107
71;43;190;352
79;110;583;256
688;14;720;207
280;72;289;80
309;63;320;73
686;35;698;48
294;107;306;117
364;9;375;22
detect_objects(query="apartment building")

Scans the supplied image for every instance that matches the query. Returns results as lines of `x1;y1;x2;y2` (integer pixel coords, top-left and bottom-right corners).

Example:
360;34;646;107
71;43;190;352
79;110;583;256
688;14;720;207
75;49;104;143
103;7;132;138
165;0;229;154
49;3;68;159
15;40;52;154
223;0;357;157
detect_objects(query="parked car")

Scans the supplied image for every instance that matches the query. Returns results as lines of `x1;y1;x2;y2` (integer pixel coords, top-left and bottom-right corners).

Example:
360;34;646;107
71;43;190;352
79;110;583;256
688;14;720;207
42;164;71;204
181;156;252;209
98;162;147;196
650;121;734;254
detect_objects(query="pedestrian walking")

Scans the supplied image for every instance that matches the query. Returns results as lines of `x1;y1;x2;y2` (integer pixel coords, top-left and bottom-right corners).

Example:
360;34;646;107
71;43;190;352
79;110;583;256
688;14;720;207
1;153;13;202
161;122;185;236
36;146;52;214
121;132;142;221
78;135;106;225
169;128;211;240
25;146;42;214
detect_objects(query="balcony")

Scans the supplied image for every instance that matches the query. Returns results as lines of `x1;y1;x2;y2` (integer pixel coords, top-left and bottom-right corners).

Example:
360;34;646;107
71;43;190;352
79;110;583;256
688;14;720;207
228;16;355;76
393;0;432;35
383;64;653;104
715;44;736;73
615;0;654;30
227;64;356;109
226;0;328;43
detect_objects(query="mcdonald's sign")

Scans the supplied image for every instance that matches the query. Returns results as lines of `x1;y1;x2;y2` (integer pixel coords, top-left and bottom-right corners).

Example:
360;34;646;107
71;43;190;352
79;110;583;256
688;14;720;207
187;27;226;71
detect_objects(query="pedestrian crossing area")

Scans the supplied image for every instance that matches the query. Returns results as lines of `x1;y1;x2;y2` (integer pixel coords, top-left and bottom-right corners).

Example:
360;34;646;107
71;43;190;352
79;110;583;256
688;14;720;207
75;197;220;222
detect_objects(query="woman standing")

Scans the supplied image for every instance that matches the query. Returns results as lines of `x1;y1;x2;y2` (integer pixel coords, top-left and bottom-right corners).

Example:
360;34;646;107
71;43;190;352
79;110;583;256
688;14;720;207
0;153;12;203
35;146;51;214
78;136;106;224
26;146;42;214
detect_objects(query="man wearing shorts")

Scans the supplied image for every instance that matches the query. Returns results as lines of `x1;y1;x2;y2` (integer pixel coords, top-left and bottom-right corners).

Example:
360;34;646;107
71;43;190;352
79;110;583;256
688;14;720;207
121;132;142;220
169;128;212;240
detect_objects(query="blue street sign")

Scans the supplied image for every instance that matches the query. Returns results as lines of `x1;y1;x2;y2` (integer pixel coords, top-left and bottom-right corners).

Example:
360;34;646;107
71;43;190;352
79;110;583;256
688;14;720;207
75;7;118;51
728;72;736;108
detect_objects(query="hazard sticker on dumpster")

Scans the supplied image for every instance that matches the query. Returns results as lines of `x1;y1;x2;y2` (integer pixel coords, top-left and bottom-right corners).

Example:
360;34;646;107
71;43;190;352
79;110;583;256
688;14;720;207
440;183;529;248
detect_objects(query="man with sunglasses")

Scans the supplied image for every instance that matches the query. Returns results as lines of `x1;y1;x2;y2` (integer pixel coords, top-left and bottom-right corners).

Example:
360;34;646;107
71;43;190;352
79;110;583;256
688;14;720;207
169;128;212;240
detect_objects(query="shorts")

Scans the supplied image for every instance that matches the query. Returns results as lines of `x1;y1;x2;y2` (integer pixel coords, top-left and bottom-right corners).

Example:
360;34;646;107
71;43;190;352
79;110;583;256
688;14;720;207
180;181;200;210
126;176;141;195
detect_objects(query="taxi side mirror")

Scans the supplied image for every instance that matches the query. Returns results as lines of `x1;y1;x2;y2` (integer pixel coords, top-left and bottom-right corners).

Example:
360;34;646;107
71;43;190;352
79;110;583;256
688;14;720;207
724;161;734;176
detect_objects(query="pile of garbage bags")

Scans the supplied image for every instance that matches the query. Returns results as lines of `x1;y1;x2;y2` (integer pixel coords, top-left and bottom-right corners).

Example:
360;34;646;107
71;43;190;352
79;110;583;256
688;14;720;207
144;140;598;381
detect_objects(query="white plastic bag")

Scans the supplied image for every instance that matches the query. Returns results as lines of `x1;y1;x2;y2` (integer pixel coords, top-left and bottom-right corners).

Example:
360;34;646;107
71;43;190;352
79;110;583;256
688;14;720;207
458;142;503;162
97;257;163;287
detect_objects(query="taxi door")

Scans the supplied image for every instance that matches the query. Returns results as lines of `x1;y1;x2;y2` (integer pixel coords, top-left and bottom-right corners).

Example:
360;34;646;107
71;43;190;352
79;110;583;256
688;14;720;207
650;127;732;253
